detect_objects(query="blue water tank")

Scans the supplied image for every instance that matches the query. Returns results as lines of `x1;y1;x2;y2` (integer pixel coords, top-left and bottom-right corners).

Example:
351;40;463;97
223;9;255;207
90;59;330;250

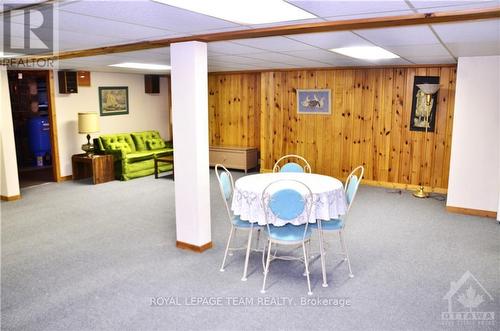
28;116;51;166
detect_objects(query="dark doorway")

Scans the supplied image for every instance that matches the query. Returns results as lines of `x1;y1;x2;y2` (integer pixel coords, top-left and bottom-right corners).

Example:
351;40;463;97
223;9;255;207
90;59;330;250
8;70;55;188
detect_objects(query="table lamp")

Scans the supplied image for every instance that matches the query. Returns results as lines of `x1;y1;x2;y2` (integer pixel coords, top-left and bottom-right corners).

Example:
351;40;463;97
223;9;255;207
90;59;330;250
78;112;100;156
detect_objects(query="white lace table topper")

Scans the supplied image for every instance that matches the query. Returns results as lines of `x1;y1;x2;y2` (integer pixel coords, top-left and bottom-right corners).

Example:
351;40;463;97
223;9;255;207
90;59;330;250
231;172;348;226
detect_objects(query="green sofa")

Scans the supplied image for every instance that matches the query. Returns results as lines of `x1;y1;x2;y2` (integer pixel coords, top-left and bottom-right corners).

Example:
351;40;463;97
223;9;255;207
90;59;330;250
94;130;173;180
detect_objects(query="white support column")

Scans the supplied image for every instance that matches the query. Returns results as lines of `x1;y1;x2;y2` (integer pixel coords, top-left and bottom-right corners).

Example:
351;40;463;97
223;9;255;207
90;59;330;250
447;56;499;218
170;41;212;250
0;66;21;200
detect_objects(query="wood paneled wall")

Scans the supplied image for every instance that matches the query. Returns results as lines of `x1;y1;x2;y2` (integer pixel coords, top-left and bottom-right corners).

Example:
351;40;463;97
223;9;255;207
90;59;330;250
208;73;260;148
208;66;456;191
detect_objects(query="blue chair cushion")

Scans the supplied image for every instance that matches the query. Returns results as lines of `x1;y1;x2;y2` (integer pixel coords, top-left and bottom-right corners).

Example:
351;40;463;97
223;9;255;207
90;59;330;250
346;175;358;205
265;223;312;242
280;162;304;173
310;219;344;230
232;216;259;228
220;172;232;201
269;189;305;220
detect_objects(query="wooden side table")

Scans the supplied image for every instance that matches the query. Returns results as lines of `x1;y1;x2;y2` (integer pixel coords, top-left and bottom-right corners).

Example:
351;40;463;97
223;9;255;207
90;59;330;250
72;154;115;184
155;155;174;179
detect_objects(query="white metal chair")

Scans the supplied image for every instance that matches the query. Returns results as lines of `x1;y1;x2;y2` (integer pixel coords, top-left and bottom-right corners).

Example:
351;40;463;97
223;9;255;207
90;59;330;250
272;154;312;173
260;179;314;295
216;164;261;281
311;165;364;287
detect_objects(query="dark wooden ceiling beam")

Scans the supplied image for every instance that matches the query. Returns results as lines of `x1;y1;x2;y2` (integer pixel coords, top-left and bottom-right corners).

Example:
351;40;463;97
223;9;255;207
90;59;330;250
5;6;500;63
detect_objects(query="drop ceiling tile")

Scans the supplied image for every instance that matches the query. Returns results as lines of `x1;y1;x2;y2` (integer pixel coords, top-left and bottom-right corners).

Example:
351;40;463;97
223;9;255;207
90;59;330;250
432;19;500;43
242;52;304;63
360;58;414;66
57;31;129;51
410;0;498;11
446;42;500;56
207;41;266;55
232;36;316;52
208;55;277;66
287;31;373;49
281;49;357;65
208;62;256;71
355;25;439;46
405;56;457;64
60;1;240;34
288;0;412;18
57;11;175;41
55;60;91;70
247;18;325;29
279;57;329;67
119;48;171;61
384;44;451;57
63;54;129;65
244;52;328;66
323;10;413;21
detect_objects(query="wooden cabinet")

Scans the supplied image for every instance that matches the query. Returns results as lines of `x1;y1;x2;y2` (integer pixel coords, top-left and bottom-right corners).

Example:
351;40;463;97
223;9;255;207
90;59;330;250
72;154;114;184
209;146;258;173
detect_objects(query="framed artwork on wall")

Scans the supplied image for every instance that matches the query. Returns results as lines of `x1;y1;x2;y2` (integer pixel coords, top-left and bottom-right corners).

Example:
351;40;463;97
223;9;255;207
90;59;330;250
297;89;331;114
99;86;129;116
410;76;440;132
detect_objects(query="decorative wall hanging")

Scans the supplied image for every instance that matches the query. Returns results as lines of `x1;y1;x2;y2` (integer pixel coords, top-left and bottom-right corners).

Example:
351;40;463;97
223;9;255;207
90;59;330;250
410;76;440;132
99;86;129;116
297;89;331;114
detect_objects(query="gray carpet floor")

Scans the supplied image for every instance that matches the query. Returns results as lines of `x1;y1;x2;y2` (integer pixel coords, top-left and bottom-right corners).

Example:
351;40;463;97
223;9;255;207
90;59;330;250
1;171;499;331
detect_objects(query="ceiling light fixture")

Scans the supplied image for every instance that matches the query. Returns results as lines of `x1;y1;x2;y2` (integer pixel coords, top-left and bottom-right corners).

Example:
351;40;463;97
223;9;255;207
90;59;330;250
330;46;400;60
109;63;171;70
153;0;315;24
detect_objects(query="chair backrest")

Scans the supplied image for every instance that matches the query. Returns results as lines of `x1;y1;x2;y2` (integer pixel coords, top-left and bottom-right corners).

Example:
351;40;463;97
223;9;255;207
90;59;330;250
345;165;364;211
215;164;234;221
261;179;313;240
273;154;312;173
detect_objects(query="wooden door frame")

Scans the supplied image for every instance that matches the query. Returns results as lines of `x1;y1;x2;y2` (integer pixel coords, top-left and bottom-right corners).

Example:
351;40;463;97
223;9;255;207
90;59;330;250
47;70;61;181
7;69;61;182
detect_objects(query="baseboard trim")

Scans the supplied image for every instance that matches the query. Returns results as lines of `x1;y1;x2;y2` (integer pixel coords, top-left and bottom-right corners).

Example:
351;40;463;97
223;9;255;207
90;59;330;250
0;194;21;201
259;169;448;194
58;175;73;182
362;180;447;194
176;241;213;253
446;206;497;219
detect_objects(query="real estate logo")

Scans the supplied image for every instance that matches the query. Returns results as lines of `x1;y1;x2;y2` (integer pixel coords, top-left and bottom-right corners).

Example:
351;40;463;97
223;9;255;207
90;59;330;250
442;271;496;327
2;2;57;68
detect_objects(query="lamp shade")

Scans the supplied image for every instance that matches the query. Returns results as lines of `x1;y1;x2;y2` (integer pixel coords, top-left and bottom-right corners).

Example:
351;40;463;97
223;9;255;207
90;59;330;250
417;83;440;95
78;112;100;134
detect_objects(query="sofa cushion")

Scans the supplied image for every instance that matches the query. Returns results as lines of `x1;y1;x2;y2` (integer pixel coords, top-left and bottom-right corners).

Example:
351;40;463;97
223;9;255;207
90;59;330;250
107;141;132;154
131;131;162;151
123;158;154;174
153;148;173;158
146;138;166;150
100;133;136;152
125;151;154;163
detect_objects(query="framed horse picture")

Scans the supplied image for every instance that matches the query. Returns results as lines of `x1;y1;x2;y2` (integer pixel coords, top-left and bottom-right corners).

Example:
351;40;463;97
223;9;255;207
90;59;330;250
297;89;331;115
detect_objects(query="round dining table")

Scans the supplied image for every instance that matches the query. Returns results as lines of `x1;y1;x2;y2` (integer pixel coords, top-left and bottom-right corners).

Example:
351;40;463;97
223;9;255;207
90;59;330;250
231;172;348;226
